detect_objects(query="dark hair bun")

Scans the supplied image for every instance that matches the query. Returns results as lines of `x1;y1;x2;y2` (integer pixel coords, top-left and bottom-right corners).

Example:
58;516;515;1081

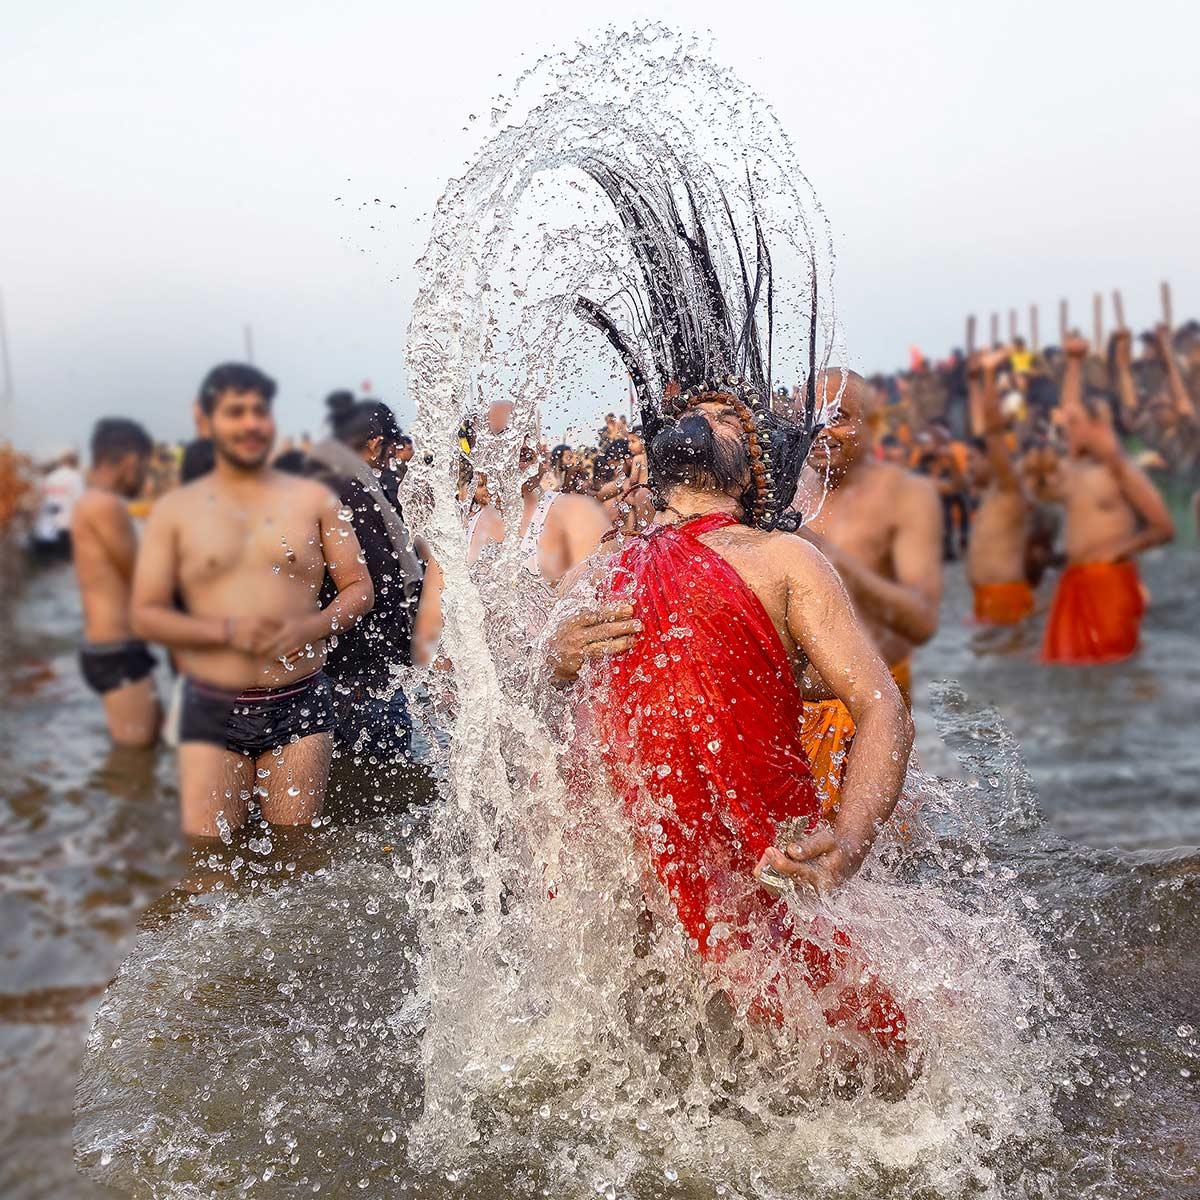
325;390;356;416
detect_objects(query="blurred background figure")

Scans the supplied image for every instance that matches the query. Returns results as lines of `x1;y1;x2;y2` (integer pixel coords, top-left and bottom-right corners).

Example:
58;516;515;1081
70;418;161;747
30;449;84;562
304;391;442;785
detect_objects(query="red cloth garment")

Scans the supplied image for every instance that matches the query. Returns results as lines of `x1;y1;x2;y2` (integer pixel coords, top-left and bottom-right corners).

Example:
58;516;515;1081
591;513;905;1053
1041;561;1145;665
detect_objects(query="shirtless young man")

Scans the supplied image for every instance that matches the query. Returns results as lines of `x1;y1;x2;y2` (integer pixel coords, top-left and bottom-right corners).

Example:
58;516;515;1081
131;363;374;837
468;449;611;586
1040;336;1174;664
71;418;160;747
965;351;1037;625
785;370;940;811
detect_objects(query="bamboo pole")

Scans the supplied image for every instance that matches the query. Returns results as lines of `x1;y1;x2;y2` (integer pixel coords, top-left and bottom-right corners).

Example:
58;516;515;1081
1030;304;1039;353
1093;293;1103;352
1160;281;1173;331
1059;299;1068;345
989;312;999;347
1008;308;1018;342
966;314;976;356
1112;289;1125;330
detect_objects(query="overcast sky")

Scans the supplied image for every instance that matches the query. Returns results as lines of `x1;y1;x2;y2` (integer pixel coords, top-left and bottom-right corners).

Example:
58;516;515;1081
2;0;1198;453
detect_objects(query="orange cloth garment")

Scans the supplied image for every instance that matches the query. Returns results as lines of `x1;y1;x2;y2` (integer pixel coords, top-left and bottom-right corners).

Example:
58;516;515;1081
973;580;1035;626
1041;561;1145;665
800;699;857;818
889;657;913;710
801;658;913;816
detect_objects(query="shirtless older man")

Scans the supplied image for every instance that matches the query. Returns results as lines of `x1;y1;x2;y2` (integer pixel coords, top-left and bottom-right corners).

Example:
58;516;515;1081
1041;336;1174;664
789;369;941;812
132;363;374;837
71;418;160;747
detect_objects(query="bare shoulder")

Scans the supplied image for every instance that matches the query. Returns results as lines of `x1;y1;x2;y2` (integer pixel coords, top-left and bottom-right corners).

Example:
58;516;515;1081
557;532;623;598
553;491;611;538
72;489;126;528
878;462;939;518
554;492;606;518
764;527;838;585
276;470;339;514
883;462;937;505
142;483;194;528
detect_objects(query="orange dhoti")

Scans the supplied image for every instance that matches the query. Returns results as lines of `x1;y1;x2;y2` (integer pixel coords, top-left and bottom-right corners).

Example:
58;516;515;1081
973;580;1035;626
801;659;913;816
1041;561;1145;665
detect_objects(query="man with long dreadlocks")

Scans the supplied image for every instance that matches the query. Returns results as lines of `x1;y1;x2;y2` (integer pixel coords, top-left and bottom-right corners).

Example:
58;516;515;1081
549;163;914;1055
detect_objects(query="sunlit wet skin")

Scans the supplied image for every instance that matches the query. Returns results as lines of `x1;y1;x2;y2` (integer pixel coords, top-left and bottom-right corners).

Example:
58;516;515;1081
795;371;943;698
129;386;374;838
965;352;1035;590
1052;337;1175;567
69;443;162;748
559;398;914;897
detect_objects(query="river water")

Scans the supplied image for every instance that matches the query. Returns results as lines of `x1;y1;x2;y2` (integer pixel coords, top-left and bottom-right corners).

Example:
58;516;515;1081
2;541;1197;1199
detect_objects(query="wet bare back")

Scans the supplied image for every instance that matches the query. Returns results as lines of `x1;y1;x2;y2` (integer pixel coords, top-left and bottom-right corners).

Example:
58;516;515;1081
71;490;140;642
71;489;161;746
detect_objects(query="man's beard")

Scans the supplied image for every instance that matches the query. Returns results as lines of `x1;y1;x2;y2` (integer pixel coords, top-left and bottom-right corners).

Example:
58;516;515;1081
213;435;272;471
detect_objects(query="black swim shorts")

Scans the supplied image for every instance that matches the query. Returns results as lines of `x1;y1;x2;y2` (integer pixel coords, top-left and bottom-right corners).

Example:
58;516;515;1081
179;671;336;758
79;639;157;695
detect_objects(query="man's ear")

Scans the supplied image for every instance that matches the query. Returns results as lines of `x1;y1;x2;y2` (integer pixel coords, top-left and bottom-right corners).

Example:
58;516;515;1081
193;402;212;438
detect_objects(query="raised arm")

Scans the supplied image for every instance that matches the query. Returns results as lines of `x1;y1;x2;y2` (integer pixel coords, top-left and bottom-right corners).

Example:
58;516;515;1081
966;355;986;439
1111;330;1140;420
757;539;913;893
1059;334;1090;415
979;350;1023;495
1155;324;1196;418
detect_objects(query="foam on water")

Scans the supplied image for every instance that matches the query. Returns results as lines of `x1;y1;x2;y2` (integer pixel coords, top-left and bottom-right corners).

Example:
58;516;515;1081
74;25;1199;1200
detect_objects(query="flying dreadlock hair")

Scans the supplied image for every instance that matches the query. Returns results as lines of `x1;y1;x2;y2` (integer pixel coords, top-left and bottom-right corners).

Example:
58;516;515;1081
573;159;820;532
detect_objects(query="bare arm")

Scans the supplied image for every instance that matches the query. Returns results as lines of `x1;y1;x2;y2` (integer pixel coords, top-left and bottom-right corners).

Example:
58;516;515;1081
545;545;640;685
1092;444;1174;561
130;500;235;650
410;535;443;667
1156;325;1197;418
263;490;374;657
1111;330;1139;419
980;354;1022;495
806;473;943;646
757;539;913;892
466;505;504;564
966;362;985;439
75;493;139;578
1059;335;1089;415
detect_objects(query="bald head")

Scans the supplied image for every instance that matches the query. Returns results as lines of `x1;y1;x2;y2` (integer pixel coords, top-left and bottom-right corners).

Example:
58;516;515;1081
808;367;879;478
815;367;875;422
